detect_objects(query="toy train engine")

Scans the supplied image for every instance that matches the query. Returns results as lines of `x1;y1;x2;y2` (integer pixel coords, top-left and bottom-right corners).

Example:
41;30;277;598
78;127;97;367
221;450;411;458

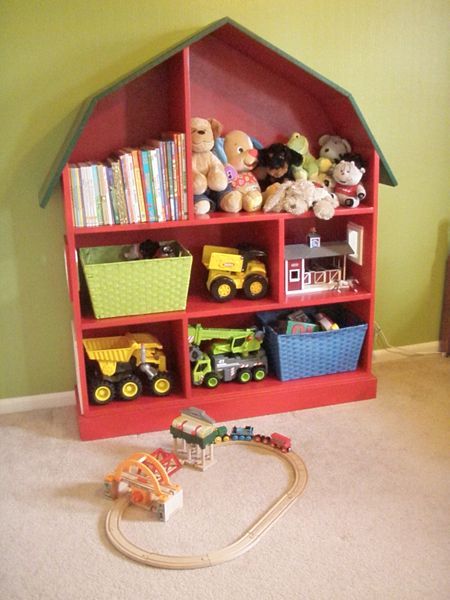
230;425;254;441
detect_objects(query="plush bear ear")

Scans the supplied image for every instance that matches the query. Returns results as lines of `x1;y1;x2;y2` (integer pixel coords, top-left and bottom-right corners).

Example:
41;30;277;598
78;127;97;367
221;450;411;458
342;138;351;153
318;134;331;146
287;147;303;167
209;118;223;139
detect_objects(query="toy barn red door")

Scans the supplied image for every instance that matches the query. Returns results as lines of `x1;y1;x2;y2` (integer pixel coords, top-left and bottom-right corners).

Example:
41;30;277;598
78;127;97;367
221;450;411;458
285;258;303;294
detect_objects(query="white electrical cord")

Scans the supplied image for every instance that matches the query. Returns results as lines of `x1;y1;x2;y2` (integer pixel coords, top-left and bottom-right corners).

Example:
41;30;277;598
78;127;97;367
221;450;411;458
374;321;443;357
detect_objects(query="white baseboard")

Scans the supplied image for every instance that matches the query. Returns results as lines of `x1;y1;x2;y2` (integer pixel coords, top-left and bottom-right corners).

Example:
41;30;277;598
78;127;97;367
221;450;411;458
0;342;443;415
0;390;75;416
372;341;441;363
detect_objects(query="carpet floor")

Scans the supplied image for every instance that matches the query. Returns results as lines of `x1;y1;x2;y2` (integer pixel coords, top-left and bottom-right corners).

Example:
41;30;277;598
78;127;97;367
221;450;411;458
1;353;449;600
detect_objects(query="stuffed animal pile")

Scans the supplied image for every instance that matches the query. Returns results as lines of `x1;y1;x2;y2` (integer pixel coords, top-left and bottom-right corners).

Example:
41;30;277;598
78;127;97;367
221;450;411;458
190;118;366;218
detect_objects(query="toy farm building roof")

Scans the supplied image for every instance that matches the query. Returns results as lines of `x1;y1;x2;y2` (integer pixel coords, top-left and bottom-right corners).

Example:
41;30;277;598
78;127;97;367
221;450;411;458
39;17;397;208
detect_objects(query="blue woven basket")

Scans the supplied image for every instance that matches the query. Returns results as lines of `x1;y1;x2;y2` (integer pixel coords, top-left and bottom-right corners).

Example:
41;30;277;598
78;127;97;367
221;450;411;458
257;308;368;381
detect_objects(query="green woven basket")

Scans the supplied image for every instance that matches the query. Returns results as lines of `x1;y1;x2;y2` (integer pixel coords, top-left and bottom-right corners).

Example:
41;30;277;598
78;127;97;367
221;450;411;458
79;243;192;319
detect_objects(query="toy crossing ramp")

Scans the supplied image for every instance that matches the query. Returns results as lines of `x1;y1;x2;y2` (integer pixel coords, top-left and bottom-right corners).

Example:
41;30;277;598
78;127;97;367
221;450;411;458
105;441;307;569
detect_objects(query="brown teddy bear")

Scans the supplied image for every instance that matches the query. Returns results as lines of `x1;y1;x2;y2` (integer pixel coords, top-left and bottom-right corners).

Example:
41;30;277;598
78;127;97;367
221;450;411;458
191;117;234;215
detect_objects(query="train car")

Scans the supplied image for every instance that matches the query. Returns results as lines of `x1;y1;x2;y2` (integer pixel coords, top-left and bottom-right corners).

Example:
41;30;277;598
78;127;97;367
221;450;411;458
270;432;292;453
230;425;254;441
253;433;271;445
214;425;230;443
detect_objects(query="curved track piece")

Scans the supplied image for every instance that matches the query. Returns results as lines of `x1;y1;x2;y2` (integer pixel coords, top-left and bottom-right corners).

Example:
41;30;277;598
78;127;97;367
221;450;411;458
105;441;308;569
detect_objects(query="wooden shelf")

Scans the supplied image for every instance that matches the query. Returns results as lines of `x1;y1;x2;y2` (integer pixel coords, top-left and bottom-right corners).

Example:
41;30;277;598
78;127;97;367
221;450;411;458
56;20;388;440
73;206;375;239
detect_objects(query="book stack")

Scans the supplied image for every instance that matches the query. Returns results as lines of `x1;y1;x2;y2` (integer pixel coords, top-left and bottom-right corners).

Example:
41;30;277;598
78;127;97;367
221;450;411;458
68;133;187;226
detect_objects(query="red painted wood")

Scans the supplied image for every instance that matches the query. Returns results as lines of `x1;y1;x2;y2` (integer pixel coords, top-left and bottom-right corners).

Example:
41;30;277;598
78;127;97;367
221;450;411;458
59;27;381;440
77;369;377;440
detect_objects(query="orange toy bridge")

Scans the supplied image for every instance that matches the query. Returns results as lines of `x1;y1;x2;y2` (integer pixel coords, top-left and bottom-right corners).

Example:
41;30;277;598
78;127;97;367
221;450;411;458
107;450;181;502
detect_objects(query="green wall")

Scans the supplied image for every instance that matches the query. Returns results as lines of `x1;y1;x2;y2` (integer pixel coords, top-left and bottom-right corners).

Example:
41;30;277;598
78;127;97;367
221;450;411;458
1;0;449;400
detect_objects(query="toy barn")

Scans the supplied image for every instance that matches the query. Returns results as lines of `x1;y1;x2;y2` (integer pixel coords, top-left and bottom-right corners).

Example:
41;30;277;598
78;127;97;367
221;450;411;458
285;241;355;295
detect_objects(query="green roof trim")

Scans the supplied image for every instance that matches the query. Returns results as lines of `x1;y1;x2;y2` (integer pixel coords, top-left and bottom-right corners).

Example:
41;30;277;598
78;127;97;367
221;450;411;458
39;17;396;208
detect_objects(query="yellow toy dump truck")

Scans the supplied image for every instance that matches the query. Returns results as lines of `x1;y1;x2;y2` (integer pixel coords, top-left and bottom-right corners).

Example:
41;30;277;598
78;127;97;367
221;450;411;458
83;332;172;405
202;245;268;302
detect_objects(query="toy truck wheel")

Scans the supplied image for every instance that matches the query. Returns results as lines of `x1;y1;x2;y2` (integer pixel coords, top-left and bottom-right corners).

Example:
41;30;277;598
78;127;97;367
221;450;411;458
189;346;203;361
252;365;267;381
237;368;252;383
203;372;220;389
118;375;142;401
90;380;115;405
243;274;268;300
151;373;172;396
210;277;237;302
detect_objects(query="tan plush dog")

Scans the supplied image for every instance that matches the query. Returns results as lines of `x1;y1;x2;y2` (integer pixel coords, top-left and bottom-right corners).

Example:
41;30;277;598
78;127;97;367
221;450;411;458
222;130;263;213
262;179;338;220
191;117;230;214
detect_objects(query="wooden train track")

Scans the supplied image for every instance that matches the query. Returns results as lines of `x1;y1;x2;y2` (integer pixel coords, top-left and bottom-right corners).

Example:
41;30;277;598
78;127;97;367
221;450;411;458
105;441;308;569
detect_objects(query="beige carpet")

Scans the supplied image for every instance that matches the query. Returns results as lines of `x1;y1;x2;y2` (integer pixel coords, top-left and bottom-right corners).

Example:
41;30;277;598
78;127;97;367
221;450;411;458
1;354;449;600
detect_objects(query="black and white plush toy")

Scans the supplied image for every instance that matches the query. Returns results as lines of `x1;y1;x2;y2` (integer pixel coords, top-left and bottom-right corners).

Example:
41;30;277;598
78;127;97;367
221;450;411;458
257;143;303;191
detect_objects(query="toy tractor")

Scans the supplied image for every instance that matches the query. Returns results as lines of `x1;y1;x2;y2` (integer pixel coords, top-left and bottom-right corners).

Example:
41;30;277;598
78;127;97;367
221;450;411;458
83;332;172;405
202;244;268;302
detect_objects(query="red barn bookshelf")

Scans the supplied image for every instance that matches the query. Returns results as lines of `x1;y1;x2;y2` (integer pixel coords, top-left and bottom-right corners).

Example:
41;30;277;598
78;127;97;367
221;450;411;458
41;18;396;440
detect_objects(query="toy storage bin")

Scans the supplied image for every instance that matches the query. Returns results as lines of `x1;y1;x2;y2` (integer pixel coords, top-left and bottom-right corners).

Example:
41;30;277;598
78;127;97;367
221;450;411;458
257;307;368;381
79;242;192;319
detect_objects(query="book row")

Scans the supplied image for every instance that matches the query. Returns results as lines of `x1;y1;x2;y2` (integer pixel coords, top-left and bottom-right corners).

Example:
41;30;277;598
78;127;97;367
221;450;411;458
68;133;187;226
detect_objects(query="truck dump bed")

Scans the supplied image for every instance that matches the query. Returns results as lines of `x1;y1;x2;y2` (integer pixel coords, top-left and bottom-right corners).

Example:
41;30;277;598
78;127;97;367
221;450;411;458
201;245;243;272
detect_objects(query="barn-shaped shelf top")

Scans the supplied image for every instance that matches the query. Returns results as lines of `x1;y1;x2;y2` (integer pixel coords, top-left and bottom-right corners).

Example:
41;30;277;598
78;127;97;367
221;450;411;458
39;17;396;208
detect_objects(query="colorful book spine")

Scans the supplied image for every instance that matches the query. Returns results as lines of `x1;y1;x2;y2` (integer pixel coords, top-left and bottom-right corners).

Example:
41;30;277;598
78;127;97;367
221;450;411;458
148;140;171;221
118;153;136;223
162;131;187;220
107;158;129;224
127;148;147;222
174;133;186;220
165;140;177;220
140;149;156;222
78;163;96;227
96;163;113;225
105;163;120;224
69;165;83;227
148;146;166;222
